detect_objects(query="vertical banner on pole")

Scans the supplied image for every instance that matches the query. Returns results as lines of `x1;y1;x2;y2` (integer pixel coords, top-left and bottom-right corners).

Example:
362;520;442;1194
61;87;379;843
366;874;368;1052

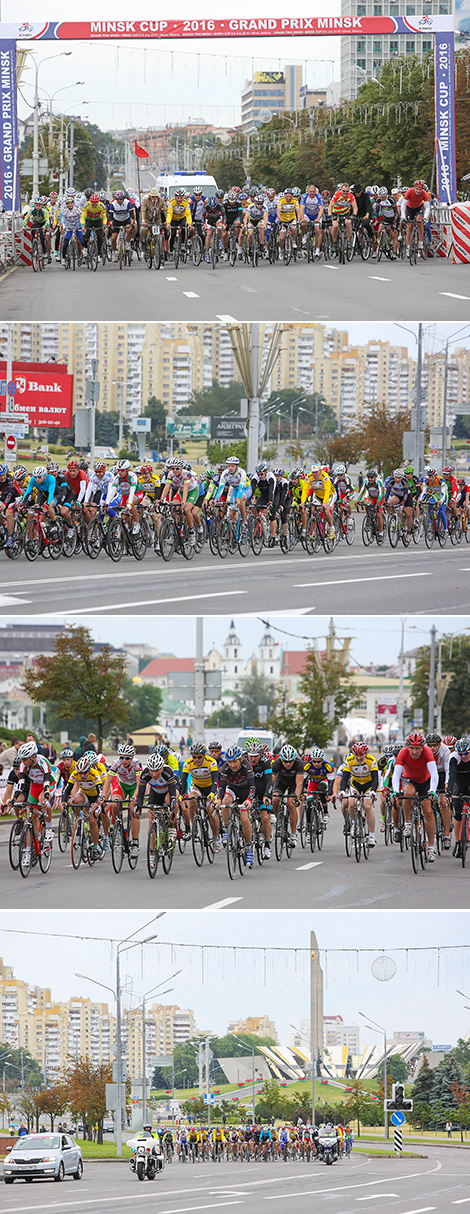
0;40;19;212
394;1127;403;1154
434;32;457;204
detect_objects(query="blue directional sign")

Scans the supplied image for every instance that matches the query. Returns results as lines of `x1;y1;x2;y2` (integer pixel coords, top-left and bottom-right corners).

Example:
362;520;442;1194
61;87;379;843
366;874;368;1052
203;1093;215;1105
391;1111;405;1126
7;381;16;395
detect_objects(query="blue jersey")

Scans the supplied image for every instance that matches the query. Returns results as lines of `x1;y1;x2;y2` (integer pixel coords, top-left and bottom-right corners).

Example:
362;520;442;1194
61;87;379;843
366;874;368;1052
301;191;323;218
22;473;56;506
265;200;278;222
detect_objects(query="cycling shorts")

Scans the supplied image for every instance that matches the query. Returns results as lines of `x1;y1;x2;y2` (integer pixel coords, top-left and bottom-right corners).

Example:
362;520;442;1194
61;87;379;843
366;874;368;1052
228;484;251;503
112;776;137;799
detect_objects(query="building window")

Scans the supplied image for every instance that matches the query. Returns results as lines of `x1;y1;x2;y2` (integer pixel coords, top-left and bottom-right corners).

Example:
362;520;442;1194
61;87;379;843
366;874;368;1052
373;40;382;51
390;2;399;11
373;3;382;12
357;2;366;12
422;39;432;49
357;58;366;69
406;39;415;51
234;665;238;673
270;666;274;674
390;39;399;52
234;648;238;657
405;3;415;10
438;3;448;9
373;58;382;68
357;39;366;50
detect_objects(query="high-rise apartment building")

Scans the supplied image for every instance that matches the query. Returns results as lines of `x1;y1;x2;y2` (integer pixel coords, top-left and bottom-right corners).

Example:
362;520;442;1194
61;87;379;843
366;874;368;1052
241;65;303;133
340;0;450;100
226;1015;278;1040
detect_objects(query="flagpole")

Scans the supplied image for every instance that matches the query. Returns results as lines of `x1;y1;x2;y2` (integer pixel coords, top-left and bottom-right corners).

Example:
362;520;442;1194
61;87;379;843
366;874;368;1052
136;151;141;207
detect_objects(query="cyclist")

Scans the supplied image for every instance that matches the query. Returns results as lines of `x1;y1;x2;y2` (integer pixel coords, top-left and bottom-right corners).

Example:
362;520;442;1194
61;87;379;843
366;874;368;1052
64;458;88;508
216;456;251;528
0;464;20;548
208;740;225;773
384;468;414;534
272;744;305;845
374;186;399;257
333;463;354;521
60;192;84;264
180;741;220;846
23;196;52;262
109;190;135;260
391;732;438;860
264;187;279;258
245;738;273;859
401;179;431;255
425;732;451;849
340;742;378;847
329;183;357;247
83;462;113;523
306;463;336;541
213;745;255;868
448;737;470;858
356;470;385;537
166;188;193;254
222;188;244;258
299;184;324;257
305;747;334;824
68;752;109;859
277;188;299;259
135;752;179;838
350;183;373;244
102;743;142;858
140;187;167;254
419;467;448;533
15;740;55;849
20;465;57;525
243;192;266;257
81;193;107;258
105;460;143;535
44;463;75;540
188;184;207;237
202;194;226;263
159;458;200;547
442;465;460;527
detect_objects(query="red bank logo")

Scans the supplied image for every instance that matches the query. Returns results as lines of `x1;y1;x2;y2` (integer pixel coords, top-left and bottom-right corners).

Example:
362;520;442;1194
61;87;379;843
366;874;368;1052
14;376;63;394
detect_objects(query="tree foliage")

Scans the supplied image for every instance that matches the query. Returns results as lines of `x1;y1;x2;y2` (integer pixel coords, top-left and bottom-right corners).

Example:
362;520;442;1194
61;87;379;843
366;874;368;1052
125;678;163;733
65;1057;112;1144
22;625;130;748
344;1081;375;1137
377;1054;407;1084
410;634;470;736
35;1083;69;1131
179;380;244;418
272;645;363;750
0;1044;43;1090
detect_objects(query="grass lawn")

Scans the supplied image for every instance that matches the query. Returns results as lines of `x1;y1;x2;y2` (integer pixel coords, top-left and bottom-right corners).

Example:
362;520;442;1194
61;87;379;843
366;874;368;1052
75;1138;133;1159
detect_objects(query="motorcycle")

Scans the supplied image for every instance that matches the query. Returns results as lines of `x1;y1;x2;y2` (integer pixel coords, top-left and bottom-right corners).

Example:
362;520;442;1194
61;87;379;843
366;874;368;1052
316;1130;339;1165
128;1137;165;1181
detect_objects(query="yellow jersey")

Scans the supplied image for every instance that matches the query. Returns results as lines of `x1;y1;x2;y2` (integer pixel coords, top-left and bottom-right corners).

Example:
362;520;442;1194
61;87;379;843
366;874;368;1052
291;478;310;506
139;473;160;502
307;469;334;504
70;761;107;795
277;197;298;224
182;754;218;791
342;753;378;785
81;202;107;227
166;198;193;225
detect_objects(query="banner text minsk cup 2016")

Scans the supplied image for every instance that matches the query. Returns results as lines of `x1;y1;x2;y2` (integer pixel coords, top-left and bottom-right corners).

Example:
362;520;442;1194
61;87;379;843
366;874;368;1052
0;15;456;211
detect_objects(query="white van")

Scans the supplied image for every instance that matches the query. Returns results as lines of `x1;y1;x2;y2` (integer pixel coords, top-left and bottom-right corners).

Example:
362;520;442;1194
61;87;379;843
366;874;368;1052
155;172;218;198
236;729;275;753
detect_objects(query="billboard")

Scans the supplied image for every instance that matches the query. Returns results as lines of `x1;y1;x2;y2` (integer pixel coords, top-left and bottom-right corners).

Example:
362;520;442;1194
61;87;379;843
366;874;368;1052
0;361;73;428
376;700;398;720
254;71;284;83
166;415;210;440
211;416;246;441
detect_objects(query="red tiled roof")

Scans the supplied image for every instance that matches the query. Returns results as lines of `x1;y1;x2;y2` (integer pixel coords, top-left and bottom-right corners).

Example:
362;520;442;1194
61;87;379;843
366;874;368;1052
280;651;309;676
140;657;195;678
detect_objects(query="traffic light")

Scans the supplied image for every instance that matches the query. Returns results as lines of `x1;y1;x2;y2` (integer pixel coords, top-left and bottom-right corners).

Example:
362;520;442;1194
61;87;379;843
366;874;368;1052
391;1083;413;1112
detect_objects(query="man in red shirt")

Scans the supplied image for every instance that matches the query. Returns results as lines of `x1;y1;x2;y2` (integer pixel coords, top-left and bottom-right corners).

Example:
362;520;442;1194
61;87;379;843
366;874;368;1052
400;180;430;255
392;731;438;860
442;466;460;526
65;459;88;504
328;183;357;247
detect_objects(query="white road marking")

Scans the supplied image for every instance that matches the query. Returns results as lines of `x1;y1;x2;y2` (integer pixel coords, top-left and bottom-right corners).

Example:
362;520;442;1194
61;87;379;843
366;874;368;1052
61;590;247;614
166;275;178;281
160;1205;243;1213
296;862;324;870
216;314;238;321
323;264;339;269
295;572;430;589
398;1209;436;1214
183;291;199;298
356;1198;398;1202
263;1159;442;1200
7;1196;243;1214
202;897;243;910
440;292;470;300
369;275;391;281
291;307;310;314
452;1201;470;1205
0;594;31;605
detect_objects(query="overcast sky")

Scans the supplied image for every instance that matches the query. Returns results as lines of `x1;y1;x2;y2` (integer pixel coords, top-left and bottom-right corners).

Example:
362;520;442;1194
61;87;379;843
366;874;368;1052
5;614;468;668
10;0;343;130
1;911;468;1050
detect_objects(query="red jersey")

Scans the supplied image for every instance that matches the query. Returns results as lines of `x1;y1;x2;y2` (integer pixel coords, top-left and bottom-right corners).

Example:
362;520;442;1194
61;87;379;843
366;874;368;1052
445;475;459;502
404;188;430;210
330;191;355;215
396;745;435;783
66;469;88;498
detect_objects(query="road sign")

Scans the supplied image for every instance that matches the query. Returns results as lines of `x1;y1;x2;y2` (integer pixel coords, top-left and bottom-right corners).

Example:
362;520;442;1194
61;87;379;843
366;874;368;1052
1;425;27;438
7;381;16;395
132;417;151;432
203;1093;215;1105
391;1110;405;1126
394;1126;403;1154
5;434;16;451
0;412;29;425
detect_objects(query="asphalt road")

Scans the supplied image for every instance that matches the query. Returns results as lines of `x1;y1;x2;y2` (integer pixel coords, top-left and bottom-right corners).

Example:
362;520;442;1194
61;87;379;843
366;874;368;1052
0;539;469;616
2;1149;469;1213
1;255;469;321
3;803;469;911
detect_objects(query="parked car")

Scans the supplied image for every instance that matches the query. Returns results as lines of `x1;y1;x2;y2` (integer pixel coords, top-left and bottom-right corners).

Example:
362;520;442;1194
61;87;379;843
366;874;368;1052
3;1132;83;1184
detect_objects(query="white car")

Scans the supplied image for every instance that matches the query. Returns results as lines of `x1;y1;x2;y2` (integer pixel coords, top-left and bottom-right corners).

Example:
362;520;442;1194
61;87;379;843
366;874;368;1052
3;1132;83;1184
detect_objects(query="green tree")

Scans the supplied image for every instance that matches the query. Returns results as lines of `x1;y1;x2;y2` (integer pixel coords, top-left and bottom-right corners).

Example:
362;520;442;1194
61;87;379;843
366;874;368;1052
22;625;130;750
344;1081;374;1137
430;1056;463;1123
410;634;470;736
206;439;247;466
231;672;276;728
65;1057;112;1145
354;403;411;476
450;1081;470;1142
35;1083;69;1131
452;1039;470;1078
412;1056;435;1104
272;644;363;751
377;1055;407;1084
144;396;167;442
256;1078;282;1118
124;678;163;732
205;706;239;728
409;1099;433;1133
179;379;244;418
0;1044;43;1090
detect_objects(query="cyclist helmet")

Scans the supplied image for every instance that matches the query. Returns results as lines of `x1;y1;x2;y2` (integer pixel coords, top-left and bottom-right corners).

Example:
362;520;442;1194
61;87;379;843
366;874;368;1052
255;192;265;205
227;189;238;203
266;187;276;199
292;187;301;198
226;455;240;465
67;459;79;470
322;190;331;199
272;467;285;476
208;195;218;207
392;743;402;756
13;465;28;481
118;743;136;758
246;741;263;756
60;747;74;759
406;732;425;747
76;754;93;773
154;743;169;759
190;741;206;756
65;187;76;198
208;740;222;750
414;179;426;190
403;464;414;476
442;466;453;476
245;735;260;749
284;187;293;196
443;734;457;748
280;744;297;762
99;189;107;200
0;465;7;476
47;462;59;475
425;733;441;748
335;463;346;476
256;461;269;474
95;462;106;476
225;745;243;760
393;468;405;479
18;741;38;761
117;459;131;472
79;459;89;471
378;186;388;198
140;463;153;476
351;741;368;758
310;747;325;761
115;190;125;202
239;192;248;202
216;188;224;199
427;468;438;478
90;193;100;205
148;753;165;772
350;183;362;194
83;750;98;765
456;737;470;754
193;185;203;196
291;467;305;479
84;187;93;200
32;465;47;480
383;743;394;756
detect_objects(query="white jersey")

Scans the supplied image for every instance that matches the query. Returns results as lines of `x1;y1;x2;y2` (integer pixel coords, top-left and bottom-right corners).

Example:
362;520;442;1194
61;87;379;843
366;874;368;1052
85;470;113;502
220;466;248;490
107;756;142;783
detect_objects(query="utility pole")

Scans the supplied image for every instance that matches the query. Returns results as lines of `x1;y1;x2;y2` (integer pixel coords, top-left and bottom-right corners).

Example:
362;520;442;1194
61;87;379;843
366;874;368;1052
86;358;100;467
442;338;449;469
246;322;260;473
205;1037;211;1130
69;116;75;187
194;617;205;740
415;323;423;475
397;618;406;738
428;624;437;731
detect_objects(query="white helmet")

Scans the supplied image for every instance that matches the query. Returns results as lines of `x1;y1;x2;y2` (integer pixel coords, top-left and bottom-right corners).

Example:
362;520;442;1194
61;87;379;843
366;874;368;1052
18;741;38;761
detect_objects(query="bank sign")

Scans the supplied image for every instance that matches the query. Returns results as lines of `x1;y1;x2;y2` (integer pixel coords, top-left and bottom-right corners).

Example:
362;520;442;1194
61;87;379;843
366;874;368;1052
0;361;73;427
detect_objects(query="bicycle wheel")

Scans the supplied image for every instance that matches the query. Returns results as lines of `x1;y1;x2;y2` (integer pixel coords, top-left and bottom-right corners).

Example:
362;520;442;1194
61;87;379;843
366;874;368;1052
344;514;355;545
58;807;70;852
461;815;468;869
205;821;215;864
409;228;418;266
359;230;372;260
226;819;238;880
238;522;250;557
412;516;422;545
107;517;124;561
410;816;419;873
217;518;231;558
174;231;180;269
177;806;187;854
377;232;385;263
401;521;412;548
39;824;52;873
299;807;307;848
309;806;317;853
285;821;294;858
362;516;373;546
161;814;174;874
237;831;246;875
274;812;284;860
131;526;147;560
4;518;23;560
283;232;292;266
24;519;40;561
253;816;264;867
321;519;336;554
89;238;98;272
434;809;442;856
362;831;370;860
111;816;124;873
158;519;175;561
85;518;103;558
229;234;237;266
19;822;33;877
437;517;448;548
9;819;23;870
211;230;218;270
192;813;205;867
354;819;362;862
47;518;63;560
62;522;77;558
31;239;40;272
181;523;196;560
147;820;160;878
424;516;435;549
305;513;318;554
192;232;203;266
388;514;399;548
71;818;84;870
344;812;352;857
248;514;263;556
316;810;324;851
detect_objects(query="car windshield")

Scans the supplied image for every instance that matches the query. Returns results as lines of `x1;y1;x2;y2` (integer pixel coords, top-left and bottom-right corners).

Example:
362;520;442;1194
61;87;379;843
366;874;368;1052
15;1135;60;1150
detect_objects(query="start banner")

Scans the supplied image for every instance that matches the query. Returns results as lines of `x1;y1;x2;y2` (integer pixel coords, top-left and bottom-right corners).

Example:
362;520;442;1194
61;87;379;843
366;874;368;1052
0;361;73;427
0;15;455;38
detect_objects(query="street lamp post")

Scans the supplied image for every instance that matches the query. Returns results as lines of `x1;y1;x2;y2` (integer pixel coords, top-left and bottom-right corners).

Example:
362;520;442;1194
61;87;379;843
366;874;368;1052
232;1035;256;1122
290;1024;315;1126
359;1012;389;1140
31;52;72;195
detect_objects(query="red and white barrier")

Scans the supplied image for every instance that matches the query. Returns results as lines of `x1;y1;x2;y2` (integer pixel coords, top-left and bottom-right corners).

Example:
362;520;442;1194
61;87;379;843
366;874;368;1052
15;226;32;265
430;205;452;257
451;201;470;264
